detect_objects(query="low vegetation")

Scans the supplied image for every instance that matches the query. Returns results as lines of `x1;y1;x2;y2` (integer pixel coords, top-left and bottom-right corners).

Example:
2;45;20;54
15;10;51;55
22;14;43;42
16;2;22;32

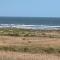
0;28;60;55
0;45;60;54
0;28;60;38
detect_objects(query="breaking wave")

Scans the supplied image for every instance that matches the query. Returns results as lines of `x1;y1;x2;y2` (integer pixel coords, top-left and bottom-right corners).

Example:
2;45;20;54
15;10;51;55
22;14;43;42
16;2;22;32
0;24;60;30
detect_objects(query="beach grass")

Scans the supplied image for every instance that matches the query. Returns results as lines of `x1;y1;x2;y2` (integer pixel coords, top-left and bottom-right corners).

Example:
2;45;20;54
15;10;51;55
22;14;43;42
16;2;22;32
0;45;60;54
0;28;60;54
0;28;60;59
0;28;60;37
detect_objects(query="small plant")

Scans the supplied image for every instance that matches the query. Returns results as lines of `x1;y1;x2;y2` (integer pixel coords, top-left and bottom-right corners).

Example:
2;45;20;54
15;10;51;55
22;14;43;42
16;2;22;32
41;33;46;35
23;47;29;52
43;47;55;53
49;35;54;38
28;41;31;43
24;33;29;37
22;38;25;40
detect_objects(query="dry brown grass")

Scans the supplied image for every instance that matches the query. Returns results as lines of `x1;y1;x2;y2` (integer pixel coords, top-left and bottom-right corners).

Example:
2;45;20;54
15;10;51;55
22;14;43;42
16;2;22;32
0;30;60;60
0;36;60;47
0;51;60;60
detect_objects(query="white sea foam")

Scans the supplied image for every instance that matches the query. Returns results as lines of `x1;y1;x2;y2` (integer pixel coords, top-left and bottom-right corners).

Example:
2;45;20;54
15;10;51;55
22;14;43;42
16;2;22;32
0;24;60;30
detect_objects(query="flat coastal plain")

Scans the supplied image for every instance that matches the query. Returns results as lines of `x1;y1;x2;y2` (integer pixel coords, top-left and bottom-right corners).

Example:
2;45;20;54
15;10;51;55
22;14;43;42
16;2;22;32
0;28;60;60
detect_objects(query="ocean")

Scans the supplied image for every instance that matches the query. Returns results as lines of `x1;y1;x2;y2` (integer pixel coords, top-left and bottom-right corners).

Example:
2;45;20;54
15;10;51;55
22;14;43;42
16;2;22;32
0;17;60;30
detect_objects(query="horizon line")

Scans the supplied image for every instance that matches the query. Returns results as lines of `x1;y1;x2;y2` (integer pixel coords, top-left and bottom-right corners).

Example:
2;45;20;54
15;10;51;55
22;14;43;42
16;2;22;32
0;16;60;18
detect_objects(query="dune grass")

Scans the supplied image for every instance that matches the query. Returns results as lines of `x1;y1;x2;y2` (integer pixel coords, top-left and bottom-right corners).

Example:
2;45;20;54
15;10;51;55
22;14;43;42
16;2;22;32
0;28;60;38
0;28;60;54
0;45;60;54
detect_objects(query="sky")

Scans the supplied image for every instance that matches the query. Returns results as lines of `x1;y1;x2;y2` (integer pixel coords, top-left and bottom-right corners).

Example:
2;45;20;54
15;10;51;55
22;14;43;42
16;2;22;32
0;0;60;17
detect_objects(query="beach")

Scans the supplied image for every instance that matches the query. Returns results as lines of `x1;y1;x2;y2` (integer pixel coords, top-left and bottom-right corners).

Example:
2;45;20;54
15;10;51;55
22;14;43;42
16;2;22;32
0;0;60;59
0;28;60;60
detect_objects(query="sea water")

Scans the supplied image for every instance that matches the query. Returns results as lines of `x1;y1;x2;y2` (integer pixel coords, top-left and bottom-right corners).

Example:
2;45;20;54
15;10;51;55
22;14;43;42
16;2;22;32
0;17;60;30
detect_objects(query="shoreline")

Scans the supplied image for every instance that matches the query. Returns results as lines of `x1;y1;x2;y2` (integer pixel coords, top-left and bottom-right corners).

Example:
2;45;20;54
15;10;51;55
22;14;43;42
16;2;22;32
0;24;60;30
